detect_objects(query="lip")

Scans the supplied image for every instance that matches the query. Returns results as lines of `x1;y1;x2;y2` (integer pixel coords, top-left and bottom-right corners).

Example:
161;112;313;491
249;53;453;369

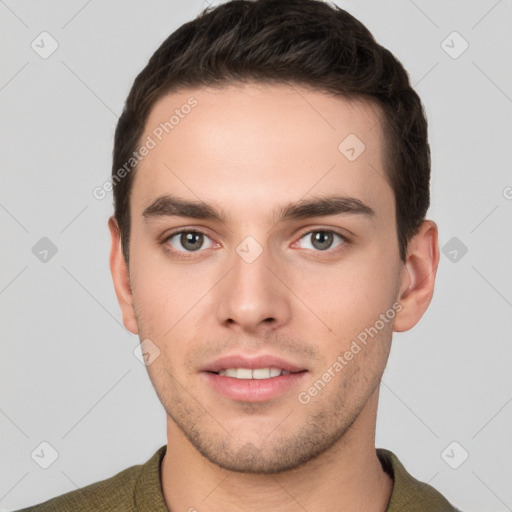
201;354;308;402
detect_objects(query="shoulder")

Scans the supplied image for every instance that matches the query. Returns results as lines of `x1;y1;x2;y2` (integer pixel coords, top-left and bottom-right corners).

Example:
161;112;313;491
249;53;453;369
15;464;141;512
14;446;167;512
377;448;463;512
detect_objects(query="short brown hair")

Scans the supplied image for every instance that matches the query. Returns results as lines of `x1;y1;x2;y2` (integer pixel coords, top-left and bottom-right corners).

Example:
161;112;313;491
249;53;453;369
112;0;430;262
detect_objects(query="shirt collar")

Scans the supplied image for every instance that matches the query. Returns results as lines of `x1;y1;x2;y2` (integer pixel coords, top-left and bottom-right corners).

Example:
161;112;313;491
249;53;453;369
133;445;457;512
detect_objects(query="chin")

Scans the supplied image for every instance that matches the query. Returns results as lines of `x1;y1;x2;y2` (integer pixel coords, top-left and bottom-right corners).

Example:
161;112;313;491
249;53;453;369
188;418;349;475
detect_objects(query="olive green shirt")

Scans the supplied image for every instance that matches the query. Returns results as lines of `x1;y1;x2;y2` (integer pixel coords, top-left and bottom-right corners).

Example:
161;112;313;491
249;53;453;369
16;445;461;511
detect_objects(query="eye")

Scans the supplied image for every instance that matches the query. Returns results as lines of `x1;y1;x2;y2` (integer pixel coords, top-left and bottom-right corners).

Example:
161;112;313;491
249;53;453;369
166;230;215;252
297;230;346;251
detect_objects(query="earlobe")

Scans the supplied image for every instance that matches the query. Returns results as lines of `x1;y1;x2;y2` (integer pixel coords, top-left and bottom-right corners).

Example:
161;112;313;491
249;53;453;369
108;216;139;335
393;220;440;332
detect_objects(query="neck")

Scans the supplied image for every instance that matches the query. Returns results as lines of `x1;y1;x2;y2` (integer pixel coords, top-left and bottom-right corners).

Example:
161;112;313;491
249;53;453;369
161;390;393;512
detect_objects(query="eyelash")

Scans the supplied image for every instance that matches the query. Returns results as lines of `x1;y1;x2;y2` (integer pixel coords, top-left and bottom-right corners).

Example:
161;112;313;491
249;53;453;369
161;228;351;258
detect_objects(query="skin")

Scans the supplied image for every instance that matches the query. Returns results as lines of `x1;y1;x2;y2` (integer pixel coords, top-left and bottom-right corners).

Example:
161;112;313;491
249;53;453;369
109;83;439;512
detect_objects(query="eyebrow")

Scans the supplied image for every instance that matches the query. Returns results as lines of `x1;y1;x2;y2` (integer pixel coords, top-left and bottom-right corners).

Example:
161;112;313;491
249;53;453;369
142;194;375;223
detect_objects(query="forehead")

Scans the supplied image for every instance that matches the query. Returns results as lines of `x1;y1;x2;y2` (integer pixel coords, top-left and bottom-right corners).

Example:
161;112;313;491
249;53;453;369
131;83;393;221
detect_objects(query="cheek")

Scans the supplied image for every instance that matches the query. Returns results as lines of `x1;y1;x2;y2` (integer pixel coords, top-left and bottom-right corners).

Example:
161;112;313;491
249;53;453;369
129;251;220;374
131;272;172;336
292;247;399;341
129;244;205;330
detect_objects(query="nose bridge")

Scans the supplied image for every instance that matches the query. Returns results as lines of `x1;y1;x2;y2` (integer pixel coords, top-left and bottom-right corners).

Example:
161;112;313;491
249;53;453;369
214;236;291;330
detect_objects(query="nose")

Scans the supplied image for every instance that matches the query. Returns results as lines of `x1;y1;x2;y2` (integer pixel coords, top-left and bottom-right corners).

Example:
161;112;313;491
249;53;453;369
214;242;292;333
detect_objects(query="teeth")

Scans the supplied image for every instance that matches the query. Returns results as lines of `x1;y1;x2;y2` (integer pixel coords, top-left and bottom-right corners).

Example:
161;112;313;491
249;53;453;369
217;368;289;379
236;368;253;379
252;368;270;379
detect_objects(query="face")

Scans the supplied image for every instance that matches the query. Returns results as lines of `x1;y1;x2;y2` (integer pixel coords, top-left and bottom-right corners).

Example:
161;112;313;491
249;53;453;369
112;83;412;473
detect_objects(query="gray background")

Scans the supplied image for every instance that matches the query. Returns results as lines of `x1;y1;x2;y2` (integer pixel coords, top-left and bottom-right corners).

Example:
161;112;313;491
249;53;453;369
1;1;511;510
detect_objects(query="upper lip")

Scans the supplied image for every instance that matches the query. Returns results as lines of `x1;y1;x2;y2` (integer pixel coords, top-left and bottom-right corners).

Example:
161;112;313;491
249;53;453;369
202;354;306;373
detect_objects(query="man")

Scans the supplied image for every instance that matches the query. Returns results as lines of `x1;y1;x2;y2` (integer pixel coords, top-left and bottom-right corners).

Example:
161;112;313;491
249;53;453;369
18;0;462;510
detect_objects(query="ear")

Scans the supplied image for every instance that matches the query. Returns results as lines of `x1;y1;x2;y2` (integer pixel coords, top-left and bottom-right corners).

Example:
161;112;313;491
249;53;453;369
394;220;440;332
108;216;138;335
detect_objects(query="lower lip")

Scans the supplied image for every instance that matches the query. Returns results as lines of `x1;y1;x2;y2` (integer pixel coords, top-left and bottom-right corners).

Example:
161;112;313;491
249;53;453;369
203;371;307;402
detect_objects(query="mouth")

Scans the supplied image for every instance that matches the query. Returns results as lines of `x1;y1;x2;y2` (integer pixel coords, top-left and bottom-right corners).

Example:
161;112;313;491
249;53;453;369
215;367;294;379
201;355;308;402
